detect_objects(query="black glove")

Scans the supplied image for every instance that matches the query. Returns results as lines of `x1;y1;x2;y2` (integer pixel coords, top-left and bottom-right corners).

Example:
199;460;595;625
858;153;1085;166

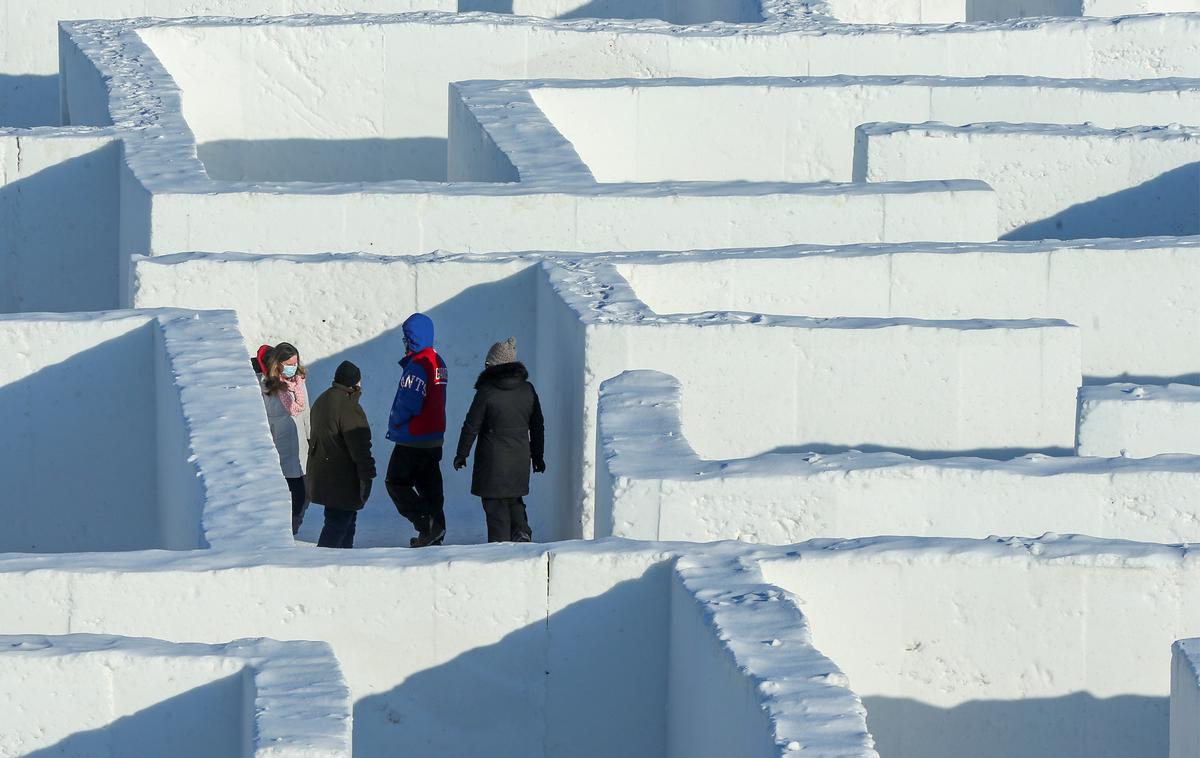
359;479;373;504
532;458;546;474
453;455;467;470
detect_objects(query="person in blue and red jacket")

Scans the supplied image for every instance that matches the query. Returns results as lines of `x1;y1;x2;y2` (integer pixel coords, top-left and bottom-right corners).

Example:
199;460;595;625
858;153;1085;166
385;313;449;547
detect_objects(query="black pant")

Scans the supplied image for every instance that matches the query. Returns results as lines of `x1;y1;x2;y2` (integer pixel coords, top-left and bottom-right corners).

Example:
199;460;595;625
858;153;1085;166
317;507;358;549
482;498;532;544
286;476;308;535
386;445;446;537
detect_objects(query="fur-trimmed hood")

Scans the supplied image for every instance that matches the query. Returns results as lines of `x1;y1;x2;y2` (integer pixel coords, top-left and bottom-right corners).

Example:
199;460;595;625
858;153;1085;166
475;361;529;390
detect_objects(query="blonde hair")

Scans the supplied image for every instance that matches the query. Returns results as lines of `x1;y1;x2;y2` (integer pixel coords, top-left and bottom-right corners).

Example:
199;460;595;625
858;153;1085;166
263;341;307;395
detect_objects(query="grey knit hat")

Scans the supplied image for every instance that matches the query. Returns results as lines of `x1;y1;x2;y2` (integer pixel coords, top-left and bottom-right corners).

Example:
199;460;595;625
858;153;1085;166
485;337;517;367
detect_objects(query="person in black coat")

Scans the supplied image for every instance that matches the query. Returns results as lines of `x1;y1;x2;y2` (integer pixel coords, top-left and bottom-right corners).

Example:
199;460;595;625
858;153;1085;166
307;361;376;548
453;338;545;543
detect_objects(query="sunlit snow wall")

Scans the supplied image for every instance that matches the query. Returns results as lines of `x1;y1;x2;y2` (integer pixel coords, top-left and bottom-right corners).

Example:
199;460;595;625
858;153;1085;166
0;1;462;127
858;122;1200;240
763;538;1200;758
0;543;869;758
0;635;351;758
0;309;288;553
612;239;1200;383
506;76;1200;184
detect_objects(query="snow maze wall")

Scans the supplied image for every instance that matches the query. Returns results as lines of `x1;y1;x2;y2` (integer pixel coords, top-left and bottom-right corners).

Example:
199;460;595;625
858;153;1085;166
3;2;1200;757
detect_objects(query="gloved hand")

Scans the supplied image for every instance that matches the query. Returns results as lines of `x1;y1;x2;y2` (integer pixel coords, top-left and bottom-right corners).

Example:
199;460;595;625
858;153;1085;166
359;479;373;504
532;458;546;474
453;455;467;470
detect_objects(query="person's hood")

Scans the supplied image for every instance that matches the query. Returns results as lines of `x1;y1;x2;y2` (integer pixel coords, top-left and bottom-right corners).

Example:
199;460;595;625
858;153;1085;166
253;344;273;374
475;361;528;390
402;313;435;355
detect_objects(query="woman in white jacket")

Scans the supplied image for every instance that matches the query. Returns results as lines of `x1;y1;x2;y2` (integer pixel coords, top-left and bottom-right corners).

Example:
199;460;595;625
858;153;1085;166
261;342;312;534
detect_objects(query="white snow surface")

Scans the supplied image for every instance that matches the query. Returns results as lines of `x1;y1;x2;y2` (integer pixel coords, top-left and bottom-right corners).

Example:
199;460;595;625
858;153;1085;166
1078;383;1200;458
3;3;1200;758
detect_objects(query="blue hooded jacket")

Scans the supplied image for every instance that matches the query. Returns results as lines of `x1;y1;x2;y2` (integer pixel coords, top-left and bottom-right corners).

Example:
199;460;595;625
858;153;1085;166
387;313;447;445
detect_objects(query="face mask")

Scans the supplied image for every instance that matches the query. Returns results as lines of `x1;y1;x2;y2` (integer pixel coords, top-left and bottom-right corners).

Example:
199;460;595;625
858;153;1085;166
282;364;299;379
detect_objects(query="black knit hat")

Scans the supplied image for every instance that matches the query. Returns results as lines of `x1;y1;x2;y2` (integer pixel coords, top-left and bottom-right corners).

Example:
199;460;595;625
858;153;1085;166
334;360;361;387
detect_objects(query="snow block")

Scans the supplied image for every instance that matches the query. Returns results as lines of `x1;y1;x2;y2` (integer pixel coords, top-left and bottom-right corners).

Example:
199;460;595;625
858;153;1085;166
597;370;1200;543
616;239;1200;382
1173;639;1200;758
0;634;350;757
762;535;1200;758
3;1;461;127
456;76;1200;184
1077;383;1200;457
668;548;875;757
858;122;1200;240
554;262;1082;534
0;309;289;553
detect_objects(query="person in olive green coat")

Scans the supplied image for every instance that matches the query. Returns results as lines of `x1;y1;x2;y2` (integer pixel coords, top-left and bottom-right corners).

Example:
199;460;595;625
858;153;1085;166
307;361;376;548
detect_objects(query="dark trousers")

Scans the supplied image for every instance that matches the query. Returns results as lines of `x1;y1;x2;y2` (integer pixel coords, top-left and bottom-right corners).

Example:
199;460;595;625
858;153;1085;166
317;507;358;549
286;476;308;535
386;445;446;537
482;498;532;544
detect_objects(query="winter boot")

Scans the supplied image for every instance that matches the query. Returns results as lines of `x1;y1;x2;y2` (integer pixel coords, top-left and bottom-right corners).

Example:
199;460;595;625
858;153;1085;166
410;527;446;548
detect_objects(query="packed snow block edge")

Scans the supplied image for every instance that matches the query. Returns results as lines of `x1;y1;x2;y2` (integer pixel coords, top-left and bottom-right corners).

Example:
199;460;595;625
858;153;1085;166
154;309;294;551
615;238;1200;381
0;634;350;758
1077;383;1200;458
857;121;1200;241
668;549;876;757
1173;639;1200;758
598;370;1200;543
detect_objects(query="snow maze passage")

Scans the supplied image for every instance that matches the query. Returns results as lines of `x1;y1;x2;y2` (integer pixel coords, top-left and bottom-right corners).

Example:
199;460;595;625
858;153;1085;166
5;2;1200;757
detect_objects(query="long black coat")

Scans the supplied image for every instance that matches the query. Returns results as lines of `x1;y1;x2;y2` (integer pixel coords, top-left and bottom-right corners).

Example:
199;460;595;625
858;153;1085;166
456;362;545;498
307;383;376;511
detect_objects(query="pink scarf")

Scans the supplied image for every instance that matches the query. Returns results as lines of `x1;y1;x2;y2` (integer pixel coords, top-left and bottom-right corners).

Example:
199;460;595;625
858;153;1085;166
278;374;308;416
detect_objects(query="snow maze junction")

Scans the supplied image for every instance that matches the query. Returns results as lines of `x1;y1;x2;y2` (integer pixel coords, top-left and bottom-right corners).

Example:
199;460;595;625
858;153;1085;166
3;3;1200;758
